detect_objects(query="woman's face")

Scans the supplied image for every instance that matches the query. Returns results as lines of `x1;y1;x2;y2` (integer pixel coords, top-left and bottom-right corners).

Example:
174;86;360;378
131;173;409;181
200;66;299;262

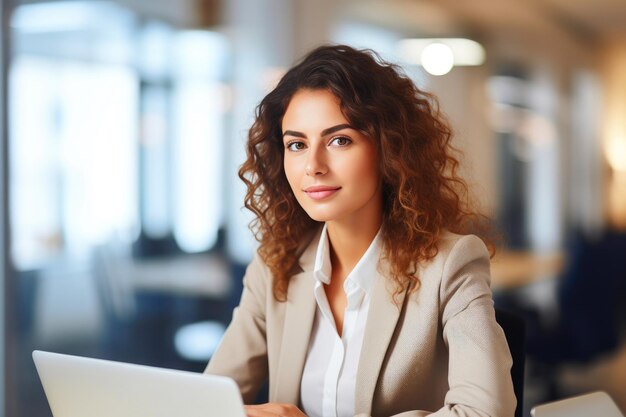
282;88;382;226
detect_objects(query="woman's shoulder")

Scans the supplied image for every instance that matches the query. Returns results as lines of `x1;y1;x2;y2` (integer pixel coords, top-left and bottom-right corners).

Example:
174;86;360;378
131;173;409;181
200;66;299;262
241;250;272;293
244;227;322;285
436;231;490;262
414;232;491;292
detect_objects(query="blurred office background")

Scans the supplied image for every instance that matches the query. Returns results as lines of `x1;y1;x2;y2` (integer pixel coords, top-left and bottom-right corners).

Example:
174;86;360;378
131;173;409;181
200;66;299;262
0;0;625;416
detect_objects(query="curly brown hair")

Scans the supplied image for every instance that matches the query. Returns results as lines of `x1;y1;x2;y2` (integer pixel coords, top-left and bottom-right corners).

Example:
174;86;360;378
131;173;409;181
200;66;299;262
239;44;491;301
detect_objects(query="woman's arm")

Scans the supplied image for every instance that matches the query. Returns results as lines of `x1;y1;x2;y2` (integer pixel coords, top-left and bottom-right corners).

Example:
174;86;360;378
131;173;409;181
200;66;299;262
432;234;517;417
204;252;270;404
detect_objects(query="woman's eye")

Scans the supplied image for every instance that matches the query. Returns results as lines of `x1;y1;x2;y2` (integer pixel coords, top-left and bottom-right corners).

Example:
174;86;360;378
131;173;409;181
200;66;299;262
330;136;351;146
286;141;305;152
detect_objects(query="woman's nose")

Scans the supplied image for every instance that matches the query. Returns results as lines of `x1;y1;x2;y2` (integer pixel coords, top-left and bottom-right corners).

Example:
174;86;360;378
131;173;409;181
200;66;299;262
305;145;328;176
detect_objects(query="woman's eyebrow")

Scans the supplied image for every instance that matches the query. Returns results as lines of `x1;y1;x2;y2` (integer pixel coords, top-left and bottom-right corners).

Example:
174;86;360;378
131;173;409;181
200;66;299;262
282;130;306;139
282;123;353;139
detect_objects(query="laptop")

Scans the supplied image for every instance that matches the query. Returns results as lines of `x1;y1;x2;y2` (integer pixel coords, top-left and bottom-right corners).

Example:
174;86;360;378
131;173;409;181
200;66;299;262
33;350;247;417
531;391;624;417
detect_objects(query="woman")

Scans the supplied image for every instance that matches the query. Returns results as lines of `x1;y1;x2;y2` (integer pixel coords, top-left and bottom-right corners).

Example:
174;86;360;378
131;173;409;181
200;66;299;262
206;44;516;417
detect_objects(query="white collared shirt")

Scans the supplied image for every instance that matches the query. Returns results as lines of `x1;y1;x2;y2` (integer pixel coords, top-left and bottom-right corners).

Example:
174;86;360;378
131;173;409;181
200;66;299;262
300;224;382;417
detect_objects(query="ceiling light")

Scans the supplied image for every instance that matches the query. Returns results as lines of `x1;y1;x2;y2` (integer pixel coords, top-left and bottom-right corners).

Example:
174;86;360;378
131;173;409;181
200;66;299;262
398;38;486;76
421;42;454;76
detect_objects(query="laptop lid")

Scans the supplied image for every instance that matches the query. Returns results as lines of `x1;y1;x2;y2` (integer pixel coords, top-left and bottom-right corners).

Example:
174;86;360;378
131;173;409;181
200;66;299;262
531;391;624;417
33;350;247;417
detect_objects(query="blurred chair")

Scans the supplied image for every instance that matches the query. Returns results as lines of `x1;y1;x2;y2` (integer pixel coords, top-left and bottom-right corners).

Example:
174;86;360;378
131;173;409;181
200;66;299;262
510;229;626;365
496;308;527;417
93;240;232;369
92;240;136;322
554;230;626;362
494;229;626;406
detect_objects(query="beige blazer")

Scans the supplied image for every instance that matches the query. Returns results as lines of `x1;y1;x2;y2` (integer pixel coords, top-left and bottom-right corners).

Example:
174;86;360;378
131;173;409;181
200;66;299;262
205;231;516;417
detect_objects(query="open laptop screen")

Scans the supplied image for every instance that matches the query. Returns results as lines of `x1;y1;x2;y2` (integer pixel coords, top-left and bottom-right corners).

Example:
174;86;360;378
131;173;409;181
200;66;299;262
33;350;246;417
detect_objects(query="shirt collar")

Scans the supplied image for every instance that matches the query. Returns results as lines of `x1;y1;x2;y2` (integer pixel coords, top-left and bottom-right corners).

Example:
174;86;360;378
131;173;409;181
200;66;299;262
312;223;383;294
313;224;332;285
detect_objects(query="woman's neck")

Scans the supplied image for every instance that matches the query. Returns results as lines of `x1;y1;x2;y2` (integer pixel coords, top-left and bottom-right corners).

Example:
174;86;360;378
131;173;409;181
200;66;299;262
326;217;381;277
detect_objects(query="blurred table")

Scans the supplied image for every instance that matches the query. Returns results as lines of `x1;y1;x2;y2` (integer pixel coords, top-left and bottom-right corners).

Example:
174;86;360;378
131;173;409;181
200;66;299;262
95;248;233;321
490;250;565;290
129;254;232;298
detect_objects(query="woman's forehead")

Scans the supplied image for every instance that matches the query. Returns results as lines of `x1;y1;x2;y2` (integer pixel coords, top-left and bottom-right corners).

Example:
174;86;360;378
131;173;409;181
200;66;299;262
282;89;348;130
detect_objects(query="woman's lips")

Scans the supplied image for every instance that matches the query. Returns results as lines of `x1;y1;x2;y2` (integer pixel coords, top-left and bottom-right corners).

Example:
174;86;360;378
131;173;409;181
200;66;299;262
304;186;341;200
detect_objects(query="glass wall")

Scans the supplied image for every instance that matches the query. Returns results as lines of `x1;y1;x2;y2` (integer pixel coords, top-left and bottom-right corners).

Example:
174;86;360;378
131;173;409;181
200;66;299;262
7;2;234;415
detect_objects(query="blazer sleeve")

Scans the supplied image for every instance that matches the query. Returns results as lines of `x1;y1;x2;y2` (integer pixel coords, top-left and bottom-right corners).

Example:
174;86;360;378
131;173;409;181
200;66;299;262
433;234;516;417
204;252;269;404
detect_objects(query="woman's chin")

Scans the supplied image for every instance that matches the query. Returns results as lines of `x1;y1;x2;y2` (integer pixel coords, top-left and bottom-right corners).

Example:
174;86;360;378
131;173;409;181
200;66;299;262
301;209;338;223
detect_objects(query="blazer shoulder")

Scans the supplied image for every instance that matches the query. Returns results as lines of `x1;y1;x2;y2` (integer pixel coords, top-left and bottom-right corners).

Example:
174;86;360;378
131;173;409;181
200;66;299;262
244;226;321;294
412;233;488;295
438;233;490;275
246;250;271;282
437;231;487;253
417;233;487;275
240;250;274;307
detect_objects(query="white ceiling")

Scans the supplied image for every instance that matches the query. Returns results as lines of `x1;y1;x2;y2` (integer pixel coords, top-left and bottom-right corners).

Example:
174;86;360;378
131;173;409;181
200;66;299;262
17;0;626;48
540;0;626;39
342;0;626;66
351;0;626;42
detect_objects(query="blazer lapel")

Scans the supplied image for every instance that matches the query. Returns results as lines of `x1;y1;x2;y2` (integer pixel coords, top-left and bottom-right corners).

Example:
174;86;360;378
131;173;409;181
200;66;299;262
355;264;409;414
271;233;319;404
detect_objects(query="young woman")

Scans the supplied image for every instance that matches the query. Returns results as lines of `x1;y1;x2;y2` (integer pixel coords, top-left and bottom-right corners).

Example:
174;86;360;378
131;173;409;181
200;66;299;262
206;44;516;417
